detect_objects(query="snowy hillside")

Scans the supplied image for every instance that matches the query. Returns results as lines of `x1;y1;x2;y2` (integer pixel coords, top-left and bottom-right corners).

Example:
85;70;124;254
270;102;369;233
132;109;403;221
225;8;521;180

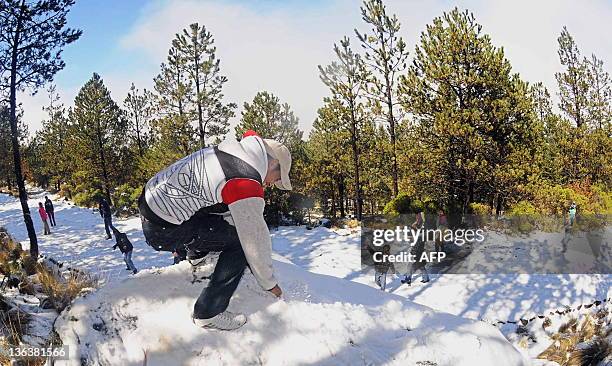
1;191;610;364
54;258;526;366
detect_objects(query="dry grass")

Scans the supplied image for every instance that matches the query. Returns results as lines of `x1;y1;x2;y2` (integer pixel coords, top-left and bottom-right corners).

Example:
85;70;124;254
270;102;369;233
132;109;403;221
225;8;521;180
0;296;33;366
36;263;98;312
1;227;96;365
538;311;611;366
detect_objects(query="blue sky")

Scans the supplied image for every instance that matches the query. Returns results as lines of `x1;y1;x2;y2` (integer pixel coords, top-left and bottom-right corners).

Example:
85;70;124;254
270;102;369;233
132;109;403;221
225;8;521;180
50;0;335;93
52;0;153;92
20;0;612;136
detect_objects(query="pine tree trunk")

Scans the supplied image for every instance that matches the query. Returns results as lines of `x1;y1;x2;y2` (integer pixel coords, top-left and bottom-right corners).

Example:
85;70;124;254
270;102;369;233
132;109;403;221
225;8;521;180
330;182;336;218
135;117;144;158
194;50;205;148
96;124;112;205
9;13;38;257
338;175;345;218
349;104;363;220
385;74;399;197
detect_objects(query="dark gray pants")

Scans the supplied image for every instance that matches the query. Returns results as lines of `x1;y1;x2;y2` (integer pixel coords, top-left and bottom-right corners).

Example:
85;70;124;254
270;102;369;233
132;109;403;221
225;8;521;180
104;215;114;237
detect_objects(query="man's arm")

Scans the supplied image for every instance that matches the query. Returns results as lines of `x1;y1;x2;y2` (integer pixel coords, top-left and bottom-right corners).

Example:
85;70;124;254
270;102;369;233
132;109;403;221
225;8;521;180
222;177;277;291
228;197;277;291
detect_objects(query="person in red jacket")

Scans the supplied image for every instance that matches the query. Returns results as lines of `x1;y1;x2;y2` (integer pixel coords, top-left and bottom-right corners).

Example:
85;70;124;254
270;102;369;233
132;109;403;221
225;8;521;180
139;130;292;331
38;202;51;235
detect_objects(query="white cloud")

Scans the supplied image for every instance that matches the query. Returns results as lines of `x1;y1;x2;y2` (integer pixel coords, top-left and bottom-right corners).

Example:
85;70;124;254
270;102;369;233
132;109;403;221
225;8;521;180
119;0;361;136
18;0;611;137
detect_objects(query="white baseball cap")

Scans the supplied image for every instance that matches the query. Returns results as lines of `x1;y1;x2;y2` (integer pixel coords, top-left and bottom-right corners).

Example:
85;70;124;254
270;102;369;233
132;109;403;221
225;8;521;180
263;139;292;190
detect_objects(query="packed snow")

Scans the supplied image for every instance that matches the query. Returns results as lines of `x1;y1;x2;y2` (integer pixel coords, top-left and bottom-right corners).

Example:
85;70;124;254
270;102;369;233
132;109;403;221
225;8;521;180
1;190;610;364
54;259;526;366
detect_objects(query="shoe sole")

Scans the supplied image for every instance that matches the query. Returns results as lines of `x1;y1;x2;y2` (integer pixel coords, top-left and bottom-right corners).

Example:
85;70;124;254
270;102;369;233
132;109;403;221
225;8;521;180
192;316;246;331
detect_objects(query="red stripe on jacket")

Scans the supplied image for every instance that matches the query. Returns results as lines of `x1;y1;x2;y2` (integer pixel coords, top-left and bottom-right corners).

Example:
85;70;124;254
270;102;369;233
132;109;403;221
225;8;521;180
242;130;260;138
222;178;264;205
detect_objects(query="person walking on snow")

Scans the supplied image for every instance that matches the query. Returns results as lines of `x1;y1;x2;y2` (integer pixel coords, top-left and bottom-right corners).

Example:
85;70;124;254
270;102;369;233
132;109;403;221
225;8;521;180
111;227;138;274
38;202;51;235
435;209;448;253
44;196;56;227
401;207;430;285
98;197;114;240
139;130;292;331
368;243;394;291
568;202;577;226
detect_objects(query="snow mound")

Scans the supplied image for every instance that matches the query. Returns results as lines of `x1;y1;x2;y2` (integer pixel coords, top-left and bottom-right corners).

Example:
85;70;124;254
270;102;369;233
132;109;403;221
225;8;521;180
55;258;526;366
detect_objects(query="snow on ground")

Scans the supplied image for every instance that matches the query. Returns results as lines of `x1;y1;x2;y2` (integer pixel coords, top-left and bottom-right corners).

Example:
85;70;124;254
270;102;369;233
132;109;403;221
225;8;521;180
1;191;609;364
54;259;527;366
271;226;611;323
0;189;171;283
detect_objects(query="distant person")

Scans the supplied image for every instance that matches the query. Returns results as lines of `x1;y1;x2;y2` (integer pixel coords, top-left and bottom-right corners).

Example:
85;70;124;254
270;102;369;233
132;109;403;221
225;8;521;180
401;207;430;285
98;197;114;239
38;202;51;235
111;227;138;274
435;209;448;253
568;202;577;226
44;196;56;227
368;243;394;291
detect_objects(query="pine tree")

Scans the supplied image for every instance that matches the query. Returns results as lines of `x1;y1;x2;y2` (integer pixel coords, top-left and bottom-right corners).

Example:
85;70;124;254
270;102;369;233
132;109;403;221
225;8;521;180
151;44;196;161
585;54;611;130
530;82;553;121
307;97;352;217
319;37;369;220
0;107;12;188
38;85;71;191
398;8;541;214
0;106;27;189
0;0;81;256
555;27;589;128
174;23;235;147
69;73;126;203
235;91;303;149
124;83;153;158
355;0;408;197
360;117;392;214
233;90;304;224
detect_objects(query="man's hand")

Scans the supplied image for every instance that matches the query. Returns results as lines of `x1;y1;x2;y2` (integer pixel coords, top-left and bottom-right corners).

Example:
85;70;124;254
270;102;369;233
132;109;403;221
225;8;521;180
268;284;282;298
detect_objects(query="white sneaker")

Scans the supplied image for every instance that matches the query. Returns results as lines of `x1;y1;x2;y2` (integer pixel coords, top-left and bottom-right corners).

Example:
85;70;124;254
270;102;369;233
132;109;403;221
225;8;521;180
192;311;247;331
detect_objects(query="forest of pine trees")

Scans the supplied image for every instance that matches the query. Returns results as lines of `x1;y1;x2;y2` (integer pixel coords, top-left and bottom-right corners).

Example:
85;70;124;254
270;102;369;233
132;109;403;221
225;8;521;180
1;1;610;231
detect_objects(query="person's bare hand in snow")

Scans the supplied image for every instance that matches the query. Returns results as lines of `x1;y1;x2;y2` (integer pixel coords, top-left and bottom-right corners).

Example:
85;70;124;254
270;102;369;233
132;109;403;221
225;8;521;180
268;284;283;298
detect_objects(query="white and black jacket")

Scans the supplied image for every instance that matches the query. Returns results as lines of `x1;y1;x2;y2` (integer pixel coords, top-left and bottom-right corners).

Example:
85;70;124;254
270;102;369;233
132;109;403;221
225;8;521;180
143;130;277;290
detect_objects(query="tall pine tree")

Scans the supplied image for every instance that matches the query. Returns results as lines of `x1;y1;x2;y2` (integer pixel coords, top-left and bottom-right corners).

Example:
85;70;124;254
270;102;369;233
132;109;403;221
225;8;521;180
0;0;81;256
319;37;369;220
174;23;235;147
69;73;126;204
399;8;540;214
555;27;589;128
355;0;408;197
124;83;153;158
235;91;303;149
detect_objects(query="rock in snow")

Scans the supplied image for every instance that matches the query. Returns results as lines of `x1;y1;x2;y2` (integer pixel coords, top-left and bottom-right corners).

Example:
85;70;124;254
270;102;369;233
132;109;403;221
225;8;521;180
55;257;527;366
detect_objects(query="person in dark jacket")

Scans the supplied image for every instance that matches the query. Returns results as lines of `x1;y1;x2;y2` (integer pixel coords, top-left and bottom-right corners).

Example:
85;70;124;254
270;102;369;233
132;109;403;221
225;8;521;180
98;197;114;239
44;196;56;227
112;227;137;274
